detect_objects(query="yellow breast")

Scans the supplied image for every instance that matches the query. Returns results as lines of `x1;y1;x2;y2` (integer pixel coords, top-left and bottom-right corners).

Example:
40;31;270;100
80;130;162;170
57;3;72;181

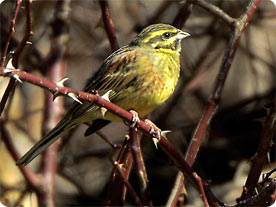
115;49;180;117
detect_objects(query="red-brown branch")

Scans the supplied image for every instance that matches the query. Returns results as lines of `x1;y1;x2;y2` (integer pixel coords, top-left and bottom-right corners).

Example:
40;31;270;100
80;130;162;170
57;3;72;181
0;120;40;189
172;0;197;28
99;0;119;51
105;135;134;206
0;0;22;66
168;0;262;205
0;0;23;117
130;129;152;206
185;0;263;166
12;0;33;68
40;0;71;206
0;67;219;205
113;161;143;207
239;102;275;200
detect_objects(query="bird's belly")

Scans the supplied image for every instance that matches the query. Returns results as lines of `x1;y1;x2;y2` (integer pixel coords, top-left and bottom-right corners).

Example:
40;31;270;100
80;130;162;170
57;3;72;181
115;75;176;119
96;54;179;122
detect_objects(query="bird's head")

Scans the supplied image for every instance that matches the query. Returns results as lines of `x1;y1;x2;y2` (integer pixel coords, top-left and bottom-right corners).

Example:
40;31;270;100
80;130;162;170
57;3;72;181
130;24;190;52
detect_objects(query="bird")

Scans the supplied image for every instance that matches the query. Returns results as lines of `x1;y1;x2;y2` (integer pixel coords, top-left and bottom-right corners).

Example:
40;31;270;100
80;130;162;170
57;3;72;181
16;23;190;166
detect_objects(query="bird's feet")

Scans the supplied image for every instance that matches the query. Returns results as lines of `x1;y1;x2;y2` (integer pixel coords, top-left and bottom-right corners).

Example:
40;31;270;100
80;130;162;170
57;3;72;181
145;119;161;140
144;119;162;149
126;110;140;129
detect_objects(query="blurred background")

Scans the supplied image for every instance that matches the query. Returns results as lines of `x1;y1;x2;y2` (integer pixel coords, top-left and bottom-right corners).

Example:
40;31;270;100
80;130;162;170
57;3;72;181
0;0;275;206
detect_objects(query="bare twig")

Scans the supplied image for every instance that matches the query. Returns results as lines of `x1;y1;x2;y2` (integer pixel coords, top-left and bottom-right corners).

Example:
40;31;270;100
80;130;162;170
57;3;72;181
99;0;119;51
239;102;275;200
172;0;197;28
165;18;223;207
196;0;235;26
113;161;143;207
0;120;40;189
236;180;276;206
106;136;133;206
130;129;152;206
0;0;22;66
12;0;34;68
185;0;262;166
168;0;263;205
0;0;22;116
40;1;71;206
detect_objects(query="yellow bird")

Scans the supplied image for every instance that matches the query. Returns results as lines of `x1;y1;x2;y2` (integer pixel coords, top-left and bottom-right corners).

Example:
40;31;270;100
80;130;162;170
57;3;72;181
16;24;190;165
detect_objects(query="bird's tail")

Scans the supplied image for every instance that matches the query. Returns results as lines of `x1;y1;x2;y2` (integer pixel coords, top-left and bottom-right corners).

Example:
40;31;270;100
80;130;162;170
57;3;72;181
16;117;73;166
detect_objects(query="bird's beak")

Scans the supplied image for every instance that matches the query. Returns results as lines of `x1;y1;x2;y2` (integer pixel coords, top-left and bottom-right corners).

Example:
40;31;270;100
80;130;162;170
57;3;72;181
175;29;190;40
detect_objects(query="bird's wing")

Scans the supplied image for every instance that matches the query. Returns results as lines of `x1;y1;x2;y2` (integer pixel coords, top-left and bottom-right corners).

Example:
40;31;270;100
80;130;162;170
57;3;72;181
16;47;148;165
67;46;147;122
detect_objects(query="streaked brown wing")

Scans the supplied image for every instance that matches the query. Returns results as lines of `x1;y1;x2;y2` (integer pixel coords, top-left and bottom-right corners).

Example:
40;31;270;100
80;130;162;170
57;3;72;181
67;46;145;122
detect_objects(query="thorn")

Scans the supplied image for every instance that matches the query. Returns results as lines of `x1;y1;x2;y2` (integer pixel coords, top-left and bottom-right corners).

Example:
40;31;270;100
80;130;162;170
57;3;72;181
57;77;69;87
53;94;57;101
125;134;130;140
102;90;112;102
68;93;82;104
152;138;159;149
272;113;276;126
6;58;15;69
114;161;124;167
3;68;14;75
129;110;140;128
267;152;271;164
13;74;22;83
52;92;60;101
100;107;107;117
161;130;171;139
118;163;124;169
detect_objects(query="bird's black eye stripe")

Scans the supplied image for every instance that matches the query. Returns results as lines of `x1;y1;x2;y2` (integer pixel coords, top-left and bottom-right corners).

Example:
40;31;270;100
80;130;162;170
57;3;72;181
163;32;171;38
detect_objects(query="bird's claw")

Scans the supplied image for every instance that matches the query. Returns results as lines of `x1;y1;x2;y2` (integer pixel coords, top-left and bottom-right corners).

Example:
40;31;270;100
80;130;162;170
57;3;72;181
145;119;162;149
145;119;161;140
129;110;140;129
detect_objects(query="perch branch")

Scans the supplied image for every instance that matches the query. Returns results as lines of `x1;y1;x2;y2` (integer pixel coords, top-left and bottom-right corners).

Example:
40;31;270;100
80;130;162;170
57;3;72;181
0;67;219;205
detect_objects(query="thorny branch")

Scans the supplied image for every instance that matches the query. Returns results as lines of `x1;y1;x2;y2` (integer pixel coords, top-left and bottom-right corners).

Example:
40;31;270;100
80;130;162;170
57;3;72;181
113;161;143;207
130;129;152;206
0;66;218;205
168;0;264;205
0;0;23;116
172;0;197;28
106;134;134;206
0;0;273;206
239;102;275;200
40;1;70;207
12;0;34;68
186;0;262;168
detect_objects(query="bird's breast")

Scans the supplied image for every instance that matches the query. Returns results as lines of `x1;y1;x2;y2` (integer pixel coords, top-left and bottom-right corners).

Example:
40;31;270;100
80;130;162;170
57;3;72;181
123;52;180;116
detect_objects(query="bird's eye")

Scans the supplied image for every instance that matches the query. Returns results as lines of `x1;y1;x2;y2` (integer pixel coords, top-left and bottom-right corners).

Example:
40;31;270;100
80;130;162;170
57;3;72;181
163;32;171;38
